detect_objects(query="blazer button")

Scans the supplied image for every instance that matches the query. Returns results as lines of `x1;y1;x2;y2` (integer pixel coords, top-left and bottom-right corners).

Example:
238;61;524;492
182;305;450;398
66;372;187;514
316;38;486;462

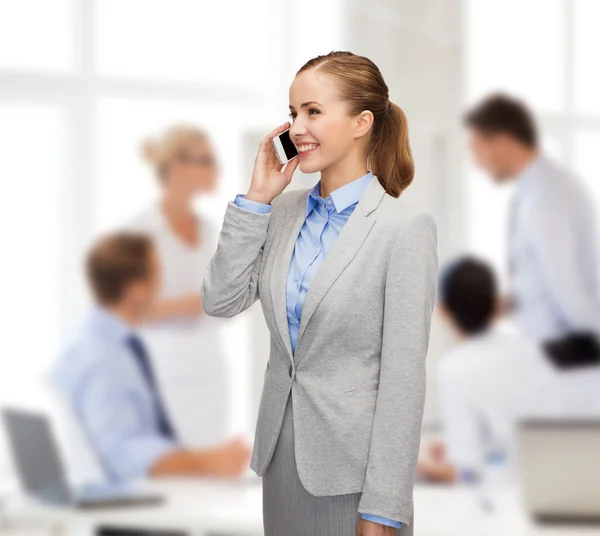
289;365;293;378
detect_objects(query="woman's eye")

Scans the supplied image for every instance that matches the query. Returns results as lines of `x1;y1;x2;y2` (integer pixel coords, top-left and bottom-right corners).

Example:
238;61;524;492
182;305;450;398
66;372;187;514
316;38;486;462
287;109;318;119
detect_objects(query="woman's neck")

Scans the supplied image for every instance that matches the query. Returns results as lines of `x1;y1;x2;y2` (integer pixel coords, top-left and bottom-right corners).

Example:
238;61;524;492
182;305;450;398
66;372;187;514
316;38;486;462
319;153;368;199
160;190;200;247
161;190;194;220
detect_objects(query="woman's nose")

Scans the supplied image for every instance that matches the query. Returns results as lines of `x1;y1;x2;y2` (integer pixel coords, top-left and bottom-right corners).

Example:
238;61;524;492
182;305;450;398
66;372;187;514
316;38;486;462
289;120;306;141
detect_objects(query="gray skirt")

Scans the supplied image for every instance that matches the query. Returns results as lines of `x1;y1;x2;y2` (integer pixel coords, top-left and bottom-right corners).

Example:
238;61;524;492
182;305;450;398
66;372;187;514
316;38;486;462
262;393;412;536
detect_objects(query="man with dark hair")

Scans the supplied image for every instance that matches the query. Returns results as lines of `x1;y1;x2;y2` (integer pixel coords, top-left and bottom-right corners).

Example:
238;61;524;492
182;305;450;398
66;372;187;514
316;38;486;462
419;256;600;484
464;93;600;367
419;257;550;483
53;232;250;482
437;257;497;336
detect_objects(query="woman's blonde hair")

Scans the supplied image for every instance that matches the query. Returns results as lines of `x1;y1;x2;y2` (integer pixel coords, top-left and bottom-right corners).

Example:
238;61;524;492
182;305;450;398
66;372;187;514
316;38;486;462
297;51;414;198
141;125;208;182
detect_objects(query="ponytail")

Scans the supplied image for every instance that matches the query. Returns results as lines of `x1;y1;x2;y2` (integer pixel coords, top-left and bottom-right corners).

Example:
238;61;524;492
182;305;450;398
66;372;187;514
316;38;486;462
369;101;414;198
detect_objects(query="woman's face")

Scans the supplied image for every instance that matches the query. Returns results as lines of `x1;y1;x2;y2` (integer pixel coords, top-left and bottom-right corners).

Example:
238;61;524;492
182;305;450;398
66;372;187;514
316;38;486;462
168;138;219;195
288;70;362;175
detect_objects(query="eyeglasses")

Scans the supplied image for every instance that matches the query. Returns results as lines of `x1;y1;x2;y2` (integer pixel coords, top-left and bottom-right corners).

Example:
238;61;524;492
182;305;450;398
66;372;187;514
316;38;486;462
178;154;217;167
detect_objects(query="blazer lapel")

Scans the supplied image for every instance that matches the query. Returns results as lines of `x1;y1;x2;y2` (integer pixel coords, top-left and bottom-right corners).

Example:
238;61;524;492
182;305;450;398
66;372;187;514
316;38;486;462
270;191;309;364
294;177;385;364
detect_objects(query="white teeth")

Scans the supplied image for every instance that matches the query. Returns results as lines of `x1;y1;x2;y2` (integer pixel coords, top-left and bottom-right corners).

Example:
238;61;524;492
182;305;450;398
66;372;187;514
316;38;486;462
299;144;318;153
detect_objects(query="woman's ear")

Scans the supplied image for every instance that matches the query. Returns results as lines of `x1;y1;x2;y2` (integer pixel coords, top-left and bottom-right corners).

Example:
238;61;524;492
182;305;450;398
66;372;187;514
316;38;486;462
354;110;374;140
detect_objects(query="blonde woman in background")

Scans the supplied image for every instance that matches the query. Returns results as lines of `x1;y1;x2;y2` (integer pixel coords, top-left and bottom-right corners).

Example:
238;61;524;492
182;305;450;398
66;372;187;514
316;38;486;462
128;126;236;450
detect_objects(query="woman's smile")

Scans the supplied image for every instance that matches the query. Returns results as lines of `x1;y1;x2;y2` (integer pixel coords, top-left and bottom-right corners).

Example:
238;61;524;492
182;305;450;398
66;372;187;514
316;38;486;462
297;143;320;157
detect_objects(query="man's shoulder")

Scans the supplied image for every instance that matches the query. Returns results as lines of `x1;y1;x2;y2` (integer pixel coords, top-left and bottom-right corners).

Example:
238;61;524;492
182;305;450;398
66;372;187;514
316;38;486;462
531;156;589;201
439;329;538;378
54;329;123;391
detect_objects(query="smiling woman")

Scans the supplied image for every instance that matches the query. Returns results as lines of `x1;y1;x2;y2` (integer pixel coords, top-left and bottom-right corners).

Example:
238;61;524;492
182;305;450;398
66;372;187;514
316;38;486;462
202;51;438;536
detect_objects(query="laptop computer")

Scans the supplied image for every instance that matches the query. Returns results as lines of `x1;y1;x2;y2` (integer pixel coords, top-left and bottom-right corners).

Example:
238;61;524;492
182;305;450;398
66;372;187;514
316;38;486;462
517;419;600;523
2;407;163;509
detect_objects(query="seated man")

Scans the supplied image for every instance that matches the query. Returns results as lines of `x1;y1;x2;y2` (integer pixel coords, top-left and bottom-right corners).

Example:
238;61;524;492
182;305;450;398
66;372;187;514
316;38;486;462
53;232;250;482
419;257;556;484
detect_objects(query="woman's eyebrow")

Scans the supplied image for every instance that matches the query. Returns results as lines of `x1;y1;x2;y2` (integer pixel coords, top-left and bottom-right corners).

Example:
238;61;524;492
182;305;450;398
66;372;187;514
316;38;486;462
289;101;323;110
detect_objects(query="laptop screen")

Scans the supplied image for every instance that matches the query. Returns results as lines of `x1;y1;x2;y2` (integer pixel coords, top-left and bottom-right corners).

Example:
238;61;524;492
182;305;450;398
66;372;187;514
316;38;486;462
2;408;72;505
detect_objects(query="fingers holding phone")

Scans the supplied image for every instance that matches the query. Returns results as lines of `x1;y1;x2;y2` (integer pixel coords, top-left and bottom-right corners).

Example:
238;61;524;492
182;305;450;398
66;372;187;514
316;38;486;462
247;122;299;205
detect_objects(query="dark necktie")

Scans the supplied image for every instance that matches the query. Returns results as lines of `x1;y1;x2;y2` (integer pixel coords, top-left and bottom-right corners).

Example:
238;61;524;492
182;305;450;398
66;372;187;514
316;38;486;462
125;334;177;441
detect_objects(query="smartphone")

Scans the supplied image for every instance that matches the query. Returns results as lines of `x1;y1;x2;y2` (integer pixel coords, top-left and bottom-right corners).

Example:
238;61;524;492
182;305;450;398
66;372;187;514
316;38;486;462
272;128;298;165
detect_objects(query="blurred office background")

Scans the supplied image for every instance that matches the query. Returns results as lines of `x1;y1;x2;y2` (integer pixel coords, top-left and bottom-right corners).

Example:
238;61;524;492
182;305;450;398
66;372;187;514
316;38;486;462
1;0;599;533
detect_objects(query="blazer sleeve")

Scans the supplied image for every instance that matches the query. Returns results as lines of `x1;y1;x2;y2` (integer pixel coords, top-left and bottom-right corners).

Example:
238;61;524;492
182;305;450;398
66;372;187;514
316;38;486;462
357;212;438;524
201;199;275;318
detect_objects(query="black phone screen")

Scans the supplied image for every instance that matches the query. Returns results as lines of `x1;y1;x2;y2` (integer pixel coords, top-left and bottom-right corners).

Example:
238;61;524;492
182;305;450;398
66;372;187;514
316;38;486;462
279;129;298;160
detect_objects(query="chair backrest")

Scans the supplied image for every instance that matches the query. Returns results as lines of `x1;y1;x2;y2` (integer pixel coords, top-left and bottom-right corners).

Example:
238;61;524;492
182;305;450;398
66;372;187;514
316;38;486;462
41;373;108;487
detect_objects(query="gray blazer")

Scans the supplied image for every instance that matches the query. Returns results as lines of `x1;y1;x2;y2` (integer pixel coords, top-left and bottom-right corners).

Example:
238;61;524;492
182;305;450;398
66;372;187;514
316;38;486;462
201;176;438;524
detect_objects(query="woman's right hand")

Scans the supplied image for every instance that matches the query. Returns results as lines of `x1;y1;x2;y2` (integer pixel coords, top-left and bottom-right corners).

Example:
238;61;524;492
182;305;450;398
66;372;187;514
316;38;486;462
246;122;300;205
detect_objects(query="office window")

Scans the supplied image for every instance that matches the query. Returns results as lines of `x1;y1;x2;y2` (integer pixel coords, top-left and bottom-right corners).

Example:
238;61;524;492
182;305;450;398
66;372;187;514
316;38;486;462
0;104;64;374
0;0;75;72
574;0;600;114
574;130;600;207
466;0;565;113
95;0;274;90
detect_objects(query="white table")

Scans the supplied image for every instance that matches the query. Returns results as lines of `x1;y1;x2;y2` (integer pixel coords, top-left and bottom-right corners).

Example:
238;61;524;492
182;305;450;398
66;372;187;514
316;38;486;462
0;478;264;536
2;481;600;536
413;485;600;536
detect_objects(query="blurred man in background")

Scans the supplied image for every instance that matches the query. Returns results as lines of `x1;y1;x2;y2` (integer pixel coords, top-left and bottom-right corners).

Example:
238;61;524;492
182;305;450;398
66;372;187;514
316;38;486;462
464;94;600;368
53;232;250;482
419;256;600;484
418;257;548;483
